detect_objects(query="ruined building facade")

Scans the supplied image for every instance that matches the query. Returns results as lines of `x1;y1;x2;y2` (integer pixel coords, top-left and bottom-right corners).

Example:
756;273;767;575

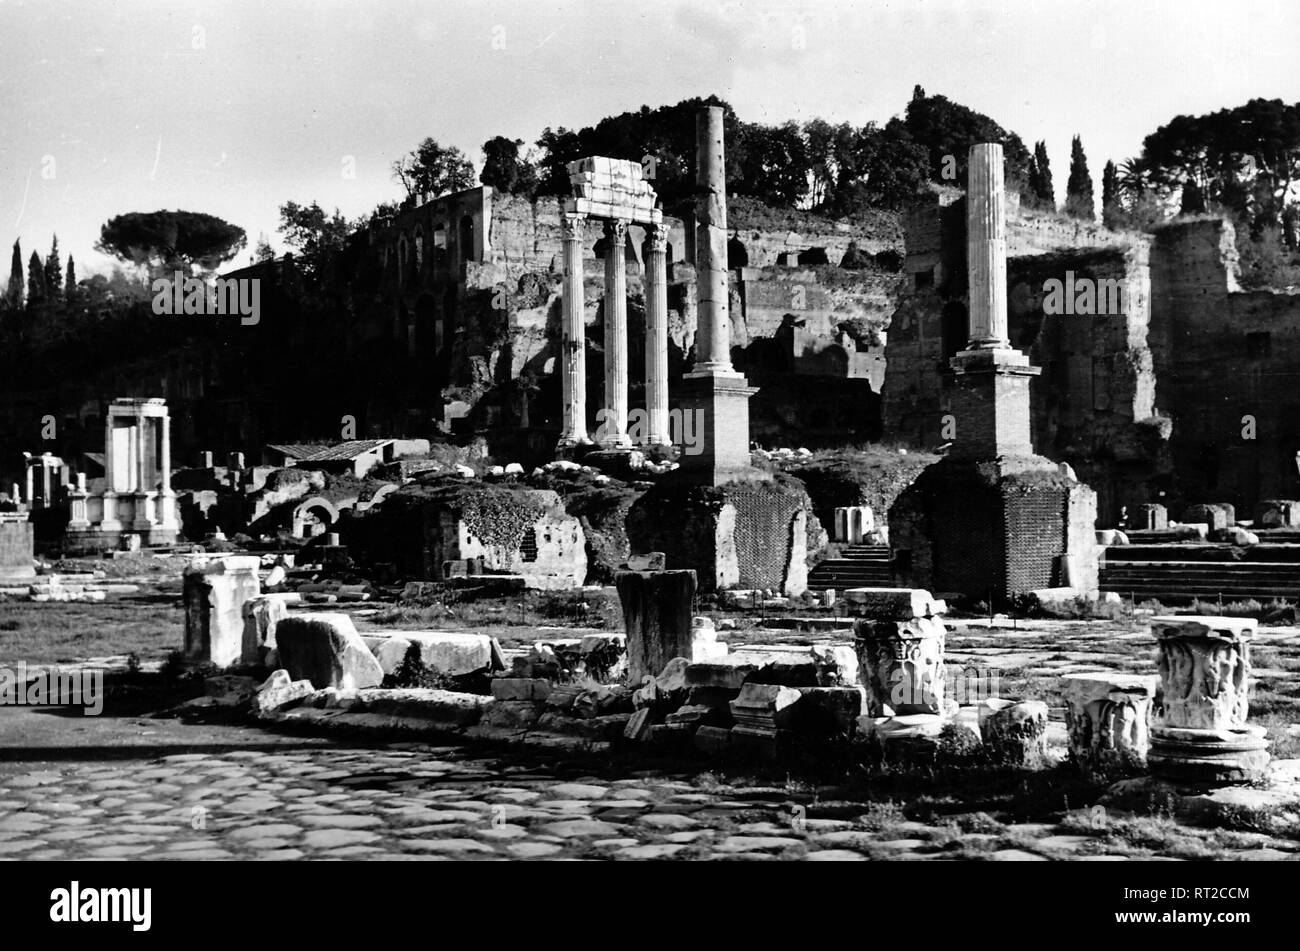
883;189;1300;524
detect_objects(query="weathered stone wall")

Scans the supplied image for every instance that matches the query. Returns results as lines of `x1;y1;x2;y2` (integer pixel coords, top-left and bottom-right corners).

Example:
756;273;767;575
1150;218;1300;513
883;194;1169;523
0;520;35;578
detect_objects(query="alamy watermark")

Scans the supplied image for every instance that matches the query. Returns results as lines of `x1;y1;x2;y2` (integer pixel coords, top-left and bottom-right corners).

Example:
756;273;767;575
151;271;261;325
594;407;704;455
1042;271;1125;316
0;662;104;715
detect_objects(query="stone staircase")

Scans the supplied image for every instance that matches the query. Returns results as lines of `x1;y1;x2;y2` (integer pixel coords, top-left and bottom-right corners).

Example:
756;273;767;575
806;544;896;592
1100;544;1300;603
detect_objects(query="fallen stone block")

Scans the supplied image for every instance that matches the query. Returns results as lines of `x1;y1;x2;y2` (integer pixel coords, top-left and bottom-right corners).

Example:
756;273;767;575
842;587;942;619
624;707;652;741
1183;503;1231;531
275;613;384;691
810;644;858;687
978;699;1049;765
1211;526;1259;546
242;593;293;662
693;725;733;756
364;631;505;679
1255;499;1300;528
729;683;802;735
481;699;542;730
1135;503;1168;530
792;686;865;735
253;669;315;714
685;661;755;691
490;677;552;702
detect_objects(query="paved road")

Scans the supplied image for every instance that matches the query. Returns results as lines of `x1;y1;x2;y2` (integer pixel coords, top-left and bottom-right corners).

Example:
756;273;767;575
1;707;1296;860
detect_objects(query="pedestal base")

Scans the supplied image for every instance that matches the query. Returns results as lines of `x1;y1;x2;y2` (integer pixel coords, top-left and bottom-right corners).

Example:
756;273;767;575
676;372;759;487
1148;724;1271;784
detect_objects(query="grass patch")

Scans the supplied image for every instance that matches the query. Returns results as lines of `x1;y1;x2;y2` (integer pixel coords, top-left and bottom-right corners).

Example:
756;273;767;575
0;595;182;665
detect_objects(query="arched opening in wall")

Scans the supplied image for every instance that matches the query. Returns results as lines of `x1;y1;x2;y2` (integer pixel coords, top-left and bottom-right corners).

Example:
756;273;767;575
414;226;425;272
798;247;829;266
940;300;967;363
728;236;749;268
459;215;475;265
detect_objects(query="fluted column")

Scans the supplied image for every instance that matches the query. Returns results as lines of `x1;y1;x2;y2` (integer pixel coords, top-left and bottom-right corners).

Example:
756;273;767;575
966;142;1009;348
601;218;631;448
557;214;589;449
100;410;120;530
643;224;670;446
689;105;736;376
158;410;178;530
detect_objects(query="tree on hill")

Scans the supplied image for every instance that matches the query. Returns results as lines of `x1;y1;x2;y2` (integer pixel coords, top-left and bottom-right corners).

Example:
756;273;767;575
277;201;354;281
64;256;76;300
26;251;44;304
1101;160;1121;228
391;138;476;201
735;121;812;207
1065;135;1095;220
1028;141;1055;209
44;235;62;297
1139;98;1300;242
96;210;247;278
5;240;22;309
902;86;1033;197
533;96;743;210
480;136;538;194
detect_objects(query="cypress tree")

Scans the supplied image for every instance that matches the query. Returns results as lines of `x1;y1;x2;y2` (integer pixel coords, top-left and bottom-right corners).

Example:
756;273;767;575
44;235;62;297
1102;160;1121;228
1032;141;1055;209
1065;135;1095;220
27;251;44;303
5;240;22;308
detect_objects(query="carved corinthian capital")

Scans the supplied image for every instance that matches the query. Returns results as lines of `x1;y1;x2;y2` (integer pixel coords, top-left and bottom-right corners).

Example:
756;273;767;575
561;214;585;242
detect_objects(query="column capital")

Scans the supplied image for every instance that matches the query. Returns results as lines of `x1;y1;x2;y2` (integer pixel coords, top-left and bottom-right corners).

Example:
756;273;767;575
603;218;629;241
560;213;585;241
644;223;668;253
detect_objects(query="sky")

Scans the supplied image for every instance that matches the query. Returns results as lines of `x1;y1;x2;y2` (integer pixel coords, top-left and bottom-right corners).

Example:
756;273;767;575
1;0;1297;277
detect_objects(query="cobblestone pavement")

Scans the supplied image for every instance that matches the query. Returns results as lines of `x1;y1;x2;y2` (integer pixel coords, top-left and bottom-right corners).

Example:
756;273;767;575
3;738;1299;860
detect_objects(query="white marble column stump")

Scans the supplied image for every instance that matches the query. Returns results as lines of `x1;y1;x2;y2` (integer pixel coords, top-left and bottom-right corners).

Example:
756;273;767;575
557;213;589;450
853;616;947;716
1060;671;1159;770
1149;616;1270;783
601;218;632;449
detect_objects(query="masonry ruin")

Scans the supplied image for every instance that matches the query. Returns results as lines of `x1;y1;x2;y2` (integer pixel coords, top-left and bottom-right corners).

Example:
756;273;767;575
889;145;1099;603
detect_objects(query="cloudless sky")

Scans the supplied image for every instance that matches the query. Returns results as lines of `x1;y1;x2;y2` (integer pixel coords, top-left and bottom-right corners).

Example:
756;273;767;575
1;0;1297;276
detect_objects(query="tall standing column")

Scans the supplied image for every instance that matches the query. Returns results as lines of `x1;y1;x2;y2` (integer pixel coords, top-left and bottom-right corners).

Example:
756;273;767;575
557;214;589;449
965;143;1009;349
132;411;153;530
158;410;178;531
24;463;34;507
678;105;759;485
643;224;670;446
100;411;120;530
691;106;736;375
601;218;631;449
